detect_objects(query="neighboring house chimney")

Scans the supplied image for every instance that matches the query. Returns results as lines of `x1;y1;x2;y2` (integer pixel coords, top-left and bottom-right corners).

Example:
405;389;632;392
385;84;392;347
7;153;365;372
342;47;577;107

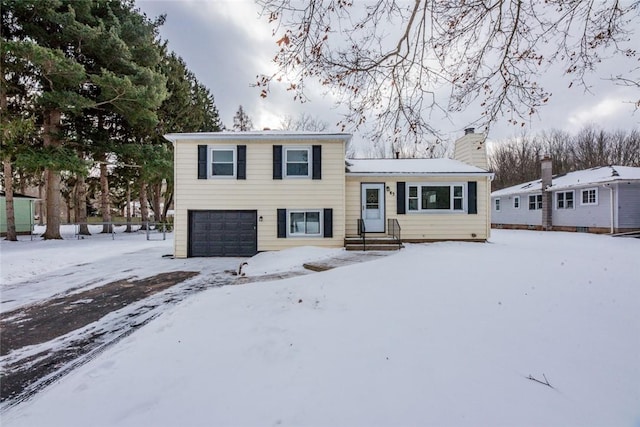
541;155;553;230
453;127;488;170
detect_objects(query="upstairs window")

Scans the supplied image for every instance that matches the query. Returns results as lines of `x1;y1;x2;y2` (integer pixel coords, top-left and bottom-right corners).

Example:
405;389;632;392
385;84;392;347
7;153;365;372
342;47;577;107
495;198;501;211
284;147;311;177
198;145;245;180
528;194;542;210
210;147;235;177
513;196;520;209
556;191;574;209
581;188;598;205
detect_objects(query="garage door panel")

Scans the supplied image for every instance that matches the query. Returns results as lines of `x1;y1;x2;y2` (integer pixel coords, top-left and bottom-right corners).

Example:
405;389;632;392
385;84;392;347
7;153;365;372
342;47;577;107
188;210;257;257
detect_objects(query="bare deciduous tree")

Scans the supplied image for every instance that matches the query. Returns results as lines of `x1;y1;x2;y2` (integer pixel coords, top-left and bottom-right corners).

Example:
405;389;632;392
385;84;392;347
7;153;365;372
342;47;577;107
280;112;329;131
490;126;640;190
256;0;638;145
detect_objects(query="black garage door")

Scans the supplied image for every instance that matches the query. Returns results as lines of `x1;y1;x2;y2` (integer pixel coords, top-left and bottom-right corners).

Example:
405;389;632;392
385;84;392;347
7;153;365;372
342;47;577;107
188;210;257;257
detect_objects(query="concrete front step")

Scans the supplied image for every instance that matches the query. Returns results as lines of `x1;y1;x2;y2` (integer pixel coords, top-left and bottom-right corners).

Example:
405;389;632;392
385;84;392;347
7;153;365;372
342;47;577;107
344;237;403;251
345;243;403;251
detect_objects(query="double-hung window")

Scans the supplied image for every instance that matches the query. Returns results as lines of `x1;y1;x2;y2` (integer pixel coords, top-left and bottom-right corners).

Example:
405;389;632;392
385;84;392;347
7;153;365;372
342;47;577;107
289;210;321;236
284;147;311;177
407;183;465;212
581;188;598;205
528;194;542;210
556;191;574;209
513;196;520;209
210;147;235;177
495;198;501;211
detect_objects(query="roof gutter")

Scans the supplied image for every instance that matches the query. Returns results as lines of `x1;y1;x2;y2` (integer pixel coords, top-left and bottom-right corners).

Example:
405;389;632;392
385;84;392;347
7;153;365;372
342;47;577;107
346;172;494;178
164;132;353;143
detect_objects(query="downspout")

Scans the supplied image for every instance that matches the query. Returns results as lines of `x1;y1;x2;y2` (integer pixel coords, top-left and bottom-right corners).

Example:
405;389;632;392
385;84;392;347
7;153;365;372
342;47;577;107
488;174;495;239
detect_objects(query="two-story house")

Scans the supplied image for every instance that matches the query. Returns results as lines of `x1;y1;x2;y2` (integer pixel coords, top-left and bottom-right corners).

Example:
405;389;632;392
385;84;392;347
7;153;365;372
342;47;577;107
165;129;493;257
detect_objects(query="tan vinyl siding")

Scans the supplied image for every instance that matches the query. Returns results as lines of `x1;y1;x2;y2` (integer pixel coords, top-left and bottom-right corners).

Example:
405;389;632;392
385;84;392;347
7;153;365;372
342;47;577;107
346;175;491;241
453;133;488;170
173;137;345;257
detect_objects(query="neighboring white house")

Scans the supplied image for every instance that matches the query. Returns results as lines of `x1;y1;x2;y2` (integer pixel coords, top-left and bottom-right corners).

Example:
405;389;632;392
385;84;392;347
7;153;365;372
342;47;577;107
165;129;493;257
491;165;640;233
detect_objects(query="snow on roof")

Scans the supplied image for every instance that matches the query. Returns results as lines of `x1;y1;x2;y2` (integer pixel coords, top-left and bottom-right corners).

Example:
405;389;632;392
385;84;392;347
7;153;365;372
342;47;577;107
491;165;640;197
0;191;38;199
346;158;491;175
164;131;352;142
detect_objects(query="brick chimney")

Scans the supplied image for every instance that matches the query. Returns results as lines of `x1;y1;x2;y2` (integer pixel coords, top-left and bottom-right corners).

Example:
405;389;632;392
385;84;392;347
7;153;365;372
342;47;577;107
453;127;488;170
541;155;553;230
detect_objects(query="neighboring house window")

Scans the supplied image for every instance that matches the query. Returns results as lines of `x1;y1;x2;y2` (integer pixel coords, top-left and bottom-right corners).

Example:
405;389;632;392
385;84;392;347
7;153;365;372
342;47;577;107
407;183;466;212
284;147;311;177
556;191;574;209
288;210;321;236
495;198;501;211
528;194;543;210
210;147;235;177
581;188;598;205
513;196;520;209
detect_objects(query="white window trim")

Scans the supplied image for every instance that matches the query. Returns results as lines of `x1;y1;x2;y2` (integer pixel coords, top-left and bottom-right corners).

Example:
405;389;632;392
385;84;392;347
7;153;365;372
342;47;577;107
555;190;575;210
513;196;520;209
209;146;236;179
495;198;501;211
283;146;312;179
406;182;467;213
580;187;598;206
528;194;542;210
287;209;323;237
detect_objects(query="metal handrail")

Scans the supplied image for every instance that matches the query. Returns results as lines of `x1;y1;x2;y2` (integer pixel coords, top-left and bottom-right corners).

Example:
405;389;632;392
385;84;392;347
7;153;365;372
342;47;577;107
357;219;366;251
387;218;402;249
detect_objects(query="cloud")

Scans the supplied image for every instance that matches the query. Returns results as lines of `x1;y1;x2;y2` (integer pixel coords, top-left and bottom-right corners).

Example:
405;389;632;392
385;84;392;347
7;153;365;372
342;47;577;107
137;0;638;148
567;95;635;130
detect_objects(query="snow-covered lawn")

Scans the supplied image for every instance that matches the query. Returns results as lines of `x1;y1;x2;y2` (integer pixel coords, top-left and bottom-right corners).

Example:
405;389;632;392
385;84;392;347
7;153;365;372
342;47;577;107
2;229;639;426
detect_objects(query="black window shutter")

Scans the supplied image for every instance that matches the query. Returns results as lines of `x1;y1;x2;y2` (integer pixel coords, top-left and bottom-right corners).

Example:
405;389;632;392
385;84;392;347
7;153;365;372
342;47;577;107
312;145;322;180
197;145;207;179
396;182;406;214
273;145;282;179
277;209;287;238
468;181;477;214
237;145;246;179
323;208;333;238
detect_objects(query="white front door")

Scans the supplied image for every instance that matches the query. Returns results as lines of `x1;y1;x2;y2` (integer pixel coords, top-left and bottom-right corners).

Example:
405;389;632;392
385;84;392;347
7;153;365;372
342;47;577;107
361;183;385;232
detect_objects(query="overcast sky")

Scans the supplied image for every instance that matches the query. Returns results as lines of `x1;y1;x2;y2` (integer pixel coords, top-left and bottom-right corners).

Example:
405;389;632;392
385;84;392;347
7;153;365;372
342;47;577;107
136;0;639;152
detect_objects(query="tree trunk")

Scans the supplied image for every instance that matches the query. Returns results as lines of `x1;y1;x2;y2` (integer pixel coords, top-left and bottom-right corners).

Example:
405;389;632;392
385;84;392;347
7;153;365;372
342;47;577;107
66;195;72;223
75;173;91;235
99;152;112;233
3;156;18;241
42;109;62;240
0;50;16;241
162;186;174;219
152;182;162;223
37;176;45;226
139;180;149;230
125;183;132;232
